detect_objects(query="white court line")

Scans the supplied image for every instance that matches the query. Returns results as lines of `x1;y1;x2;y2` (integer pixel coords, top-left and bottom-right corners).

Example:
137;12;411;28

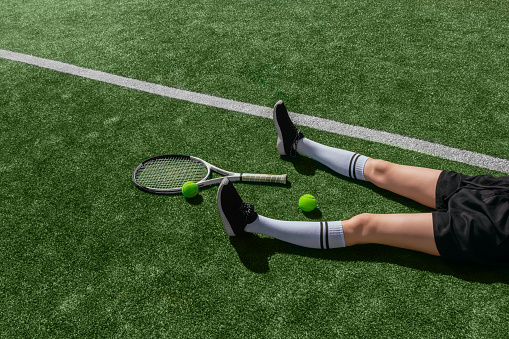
2;49;508;173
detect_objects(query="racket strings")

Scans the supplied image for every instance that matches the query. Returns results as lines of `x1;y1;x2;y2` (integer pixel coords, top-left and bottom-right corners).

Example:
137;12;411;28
135;157;208;189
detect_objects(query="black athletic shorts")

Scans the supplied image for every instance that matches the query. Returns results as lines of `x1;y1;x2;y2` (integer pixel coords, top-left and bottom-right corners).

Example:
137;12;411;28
433;171;509;266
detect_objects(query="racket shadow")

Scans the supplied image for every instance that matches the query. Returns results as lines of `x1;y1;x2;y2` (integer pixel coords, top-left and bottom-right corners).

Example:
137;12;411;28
187;179;293;204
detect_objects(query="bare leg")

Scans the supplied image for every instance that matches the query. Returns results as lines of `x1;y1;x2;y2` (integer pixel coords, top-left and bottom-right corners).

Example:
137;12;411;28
342;213;439;256
344;160;441;256
363;159;442;209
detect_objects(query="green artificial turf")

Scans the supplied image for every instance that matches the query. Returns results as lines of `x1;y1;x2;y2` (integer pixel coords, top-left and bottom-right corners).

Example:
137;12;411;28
2;59;509;338
2;0;509;158
2;0;509;338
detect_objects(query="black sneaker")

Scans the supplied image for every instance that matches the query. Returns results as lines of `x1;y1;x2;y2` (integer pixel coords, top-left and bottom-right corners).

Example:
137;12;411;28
217;178;258;236
273;100;304;157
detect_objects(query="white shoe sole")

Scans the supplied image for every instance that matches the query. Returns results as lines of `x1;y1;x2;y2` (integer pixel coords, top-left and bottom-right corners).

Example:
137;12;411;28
217;178;236;236
273;101;287;156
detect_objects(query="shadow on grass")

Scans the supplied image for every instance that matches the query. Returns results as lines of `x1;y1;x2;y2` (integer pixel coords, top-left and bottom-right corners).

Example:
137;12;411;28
185;195;204;205
230;235;509;284
231;156;509;283
281;155;433;213
213;155;509;282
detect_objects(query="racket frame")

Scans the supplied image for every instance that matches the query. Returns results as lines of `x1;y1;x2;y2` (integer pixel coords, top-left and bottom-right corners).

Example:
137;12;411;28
132;154;286;194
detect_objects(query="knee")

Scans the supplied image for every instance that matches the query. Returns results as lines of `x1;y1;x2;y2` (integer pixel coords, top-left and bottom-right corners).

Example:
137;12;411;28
364;159;394;185
343;213;376;245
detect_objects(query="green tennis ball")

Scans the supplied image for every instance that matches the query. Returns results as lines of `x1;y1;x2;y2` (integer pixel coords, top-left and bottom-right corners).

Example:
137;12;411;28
182;181;199;198
299;194;317;212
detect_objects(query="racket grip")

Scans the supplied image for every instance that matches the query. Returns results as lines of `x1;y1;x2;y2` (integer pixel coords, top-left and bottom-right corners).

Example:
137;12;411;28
241;173;287;184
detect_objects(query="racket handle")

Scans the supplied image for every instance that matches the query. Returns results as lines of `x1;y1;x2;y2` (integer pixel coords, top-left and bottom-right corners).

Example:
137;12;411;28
241;173;287;184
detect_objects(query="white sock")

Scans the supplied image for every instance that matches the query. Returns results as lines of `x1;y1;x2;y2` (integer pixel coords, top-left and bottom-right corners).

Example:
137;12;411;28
297;138;369;181
245;215;345;249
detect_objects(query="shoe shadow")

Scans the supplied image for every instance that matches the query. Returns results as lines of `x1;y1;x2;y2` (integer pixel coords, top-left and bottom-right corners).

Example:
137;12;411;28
230;235;509;284
280;155;317;177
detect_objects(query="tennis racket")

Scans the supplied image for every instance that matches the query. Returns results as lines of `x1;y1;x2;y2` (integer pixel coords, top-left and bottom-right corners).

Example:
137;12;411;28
133;154;287;194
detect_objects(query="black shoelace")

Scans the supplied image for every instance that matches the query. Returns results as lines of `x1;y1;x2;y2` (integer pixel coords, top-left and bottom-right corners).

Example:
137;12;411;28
290;128;304;157
238;202;256;223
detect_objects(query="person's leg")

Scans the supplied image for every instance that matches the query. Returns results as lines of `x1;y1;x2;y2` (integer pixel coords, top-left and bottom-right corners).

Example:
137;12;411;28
217;178;440;256
296;143;441;208
342;212;439;256
273;100;370;181
296;137;370;181
245;212;439;256
363;159;442;209
273;100;442;208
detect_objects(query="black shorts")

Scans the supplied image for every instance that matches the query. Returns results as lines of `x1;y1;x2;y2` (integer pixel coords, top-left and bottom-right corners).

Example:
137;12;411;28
433;171;509;266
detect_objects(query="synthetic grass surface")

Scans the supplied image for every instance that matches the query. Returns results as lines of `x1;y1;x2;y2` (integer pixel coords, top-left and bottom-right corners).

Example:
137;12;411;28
1;0;509;158
2;0;509;337
2;58;509;338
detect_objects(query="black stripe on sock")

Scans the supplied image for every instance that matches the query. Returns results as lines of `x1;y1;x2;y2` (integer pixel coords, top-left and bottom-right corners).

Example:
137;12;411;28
352;154;361;180
348;153;360;178
348;153;358;178
320;222;324;249
325;222;329;249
